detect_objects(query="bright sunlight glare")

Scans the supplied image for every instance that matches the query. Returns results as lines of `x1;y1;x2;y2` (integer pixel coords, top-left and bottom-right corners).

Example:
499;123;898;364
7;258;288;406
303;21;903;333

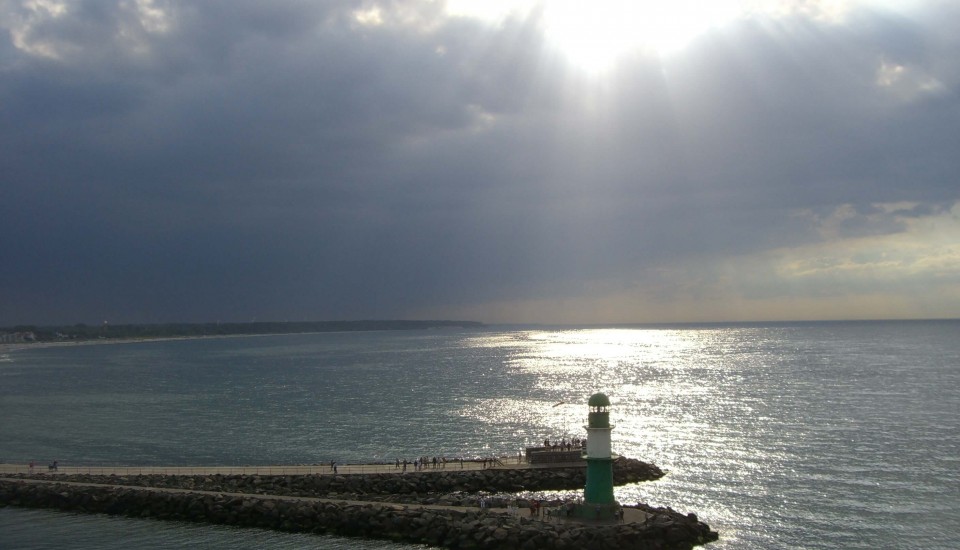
446;0;749;71
543;0;744;67
443;1;931;72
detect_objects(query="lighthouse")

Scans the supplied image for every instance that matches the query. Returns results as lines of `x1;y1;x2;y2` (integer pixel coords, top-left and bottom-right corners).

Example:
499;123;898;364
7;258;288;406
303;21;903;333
583;392;617;513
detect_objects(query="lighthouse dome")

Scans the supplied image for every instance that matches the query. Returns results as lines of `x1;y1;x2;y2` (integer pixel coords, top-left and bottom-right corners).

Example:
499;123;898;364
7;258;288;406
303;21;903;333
588;393;610;407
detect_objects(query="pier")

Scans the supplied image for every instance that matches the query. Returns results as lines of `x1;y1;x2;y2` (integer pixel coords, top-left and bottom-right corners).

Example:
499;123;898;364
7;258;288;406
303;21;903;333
1;455;717;549
0;458;503;477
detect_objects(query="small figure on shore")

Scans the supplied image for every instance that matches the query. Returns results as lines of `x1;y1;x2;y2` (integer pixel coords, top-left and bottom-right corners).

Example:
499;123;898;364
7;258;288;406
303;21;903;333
29;460;35;473
395;458;400;469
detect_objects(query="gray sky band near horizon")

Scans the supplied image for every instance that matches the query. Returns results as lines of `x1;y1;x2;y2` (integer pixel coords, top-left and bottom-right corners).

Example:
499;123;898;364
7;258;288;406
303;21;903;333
1;0;959;325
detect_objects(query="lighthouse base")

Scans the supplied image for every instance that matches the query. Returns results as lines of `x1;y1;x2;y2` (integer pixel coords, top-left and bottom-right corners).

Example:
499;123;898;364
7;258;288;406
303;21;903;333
571;501;622;522
584;457;616;504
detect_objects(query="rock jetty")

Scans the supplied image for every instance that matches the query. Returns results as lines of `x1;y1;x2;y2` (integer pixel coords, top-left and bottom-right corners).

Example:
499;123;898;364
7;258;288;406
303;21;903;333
0;457;719;549
6;457;662;505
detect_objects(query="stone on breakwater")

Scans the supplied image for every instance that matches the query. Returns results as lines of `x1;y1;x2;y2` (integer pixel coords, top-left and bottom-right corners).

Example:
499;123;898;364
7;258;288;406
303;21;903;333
0;479;717;549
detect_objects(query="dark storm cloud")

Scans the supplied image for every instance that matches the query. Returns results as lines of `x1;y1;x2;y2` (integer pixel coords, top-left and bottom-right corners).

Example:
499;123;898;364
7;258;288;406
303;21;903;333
1;0;958;325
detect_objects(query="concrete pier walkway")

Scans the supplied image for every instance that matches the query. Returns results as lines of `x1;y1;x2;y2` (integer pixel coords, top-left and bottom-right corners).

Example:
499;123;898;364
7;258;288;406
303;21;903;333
0;476;651;524
0;458;523;477
1;455;665;527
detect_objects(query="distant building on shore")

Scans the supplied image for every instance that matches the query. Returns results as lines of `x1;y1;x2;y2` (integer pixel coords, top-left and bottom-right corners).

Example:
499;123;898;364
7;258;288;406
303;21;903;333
0;331;36;344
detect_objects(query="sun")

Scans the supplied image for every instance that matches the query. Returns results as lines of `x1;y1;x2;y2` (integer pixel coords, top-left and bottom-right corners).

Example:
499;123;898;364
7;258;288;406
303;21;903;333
541;0;747;70
446;0;747;72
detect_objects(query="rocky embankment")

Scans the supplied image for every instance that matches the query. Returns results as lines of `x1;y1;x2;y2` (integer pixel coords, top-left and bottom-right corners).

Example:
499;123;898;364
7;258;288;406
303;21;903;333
0;479;717;549
0;457;719;548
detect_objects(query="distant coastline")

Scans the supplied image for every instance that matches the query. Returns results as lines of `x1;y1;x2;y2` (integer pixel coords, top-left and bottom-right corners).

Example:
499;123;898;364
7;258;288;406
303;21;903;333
0;320;484;351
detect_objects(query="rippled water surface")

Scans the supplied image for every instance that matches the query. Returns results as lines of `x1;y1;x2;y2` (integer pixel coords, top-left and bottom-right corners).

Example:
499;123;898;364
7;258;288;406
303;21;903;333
1;321;958;548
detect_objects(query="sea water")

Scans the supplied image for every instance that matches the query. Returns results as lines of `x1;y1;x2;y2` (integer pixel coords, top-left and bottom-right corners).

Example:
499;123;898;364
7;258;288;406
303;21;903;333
1;321;958;549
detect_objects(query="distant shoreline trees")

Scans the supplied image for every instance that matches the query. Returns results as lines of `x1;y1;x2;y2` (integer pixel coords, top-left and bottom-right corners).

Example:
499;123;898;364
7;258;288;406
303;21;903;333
0;320;484;343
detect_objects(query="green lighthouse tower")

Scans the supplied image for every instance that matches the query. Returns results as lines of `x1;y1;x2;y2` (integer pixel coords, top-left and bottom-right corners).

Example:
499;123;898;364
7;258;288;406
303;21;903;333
583;392;617;512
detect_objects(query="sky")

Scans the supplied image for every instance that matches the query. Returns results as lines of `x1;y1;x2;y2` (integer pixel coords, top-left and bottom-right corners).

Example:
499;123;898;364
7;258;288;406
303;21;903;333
1;0;959;326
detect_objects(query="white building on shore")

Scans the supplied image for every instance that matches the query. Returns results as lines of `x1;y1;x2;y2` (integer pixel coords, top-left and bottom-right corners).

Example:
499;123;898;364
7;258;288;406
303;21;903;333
0;332;37;344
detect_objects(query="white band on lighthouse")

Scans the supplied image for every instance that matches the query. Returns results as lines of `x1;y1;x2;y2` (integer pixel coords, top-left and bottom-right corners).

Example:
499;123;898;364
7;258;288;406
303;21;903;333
586;427;612;457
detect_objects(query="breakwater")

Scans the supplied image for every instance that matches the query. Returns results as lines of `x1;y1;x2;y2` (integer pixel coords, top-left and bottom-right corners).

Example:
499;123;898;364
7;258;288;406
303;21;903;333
6;457;663;505
0;458;718;549
0;480;716;549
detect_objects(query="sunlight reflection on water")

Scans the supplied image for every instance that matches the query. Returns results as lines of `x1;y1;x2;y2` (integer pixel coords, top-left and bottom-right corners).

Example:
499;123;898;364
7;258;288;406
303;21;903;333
3;323;958;549
459;328;754;542
453;325;959;549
